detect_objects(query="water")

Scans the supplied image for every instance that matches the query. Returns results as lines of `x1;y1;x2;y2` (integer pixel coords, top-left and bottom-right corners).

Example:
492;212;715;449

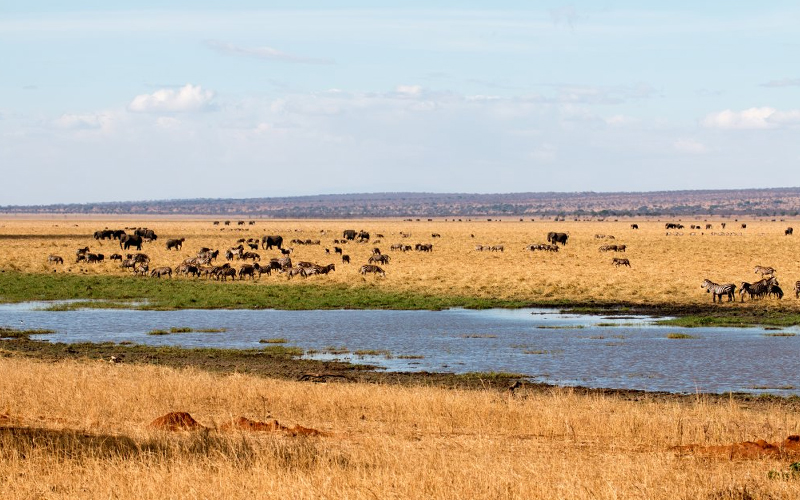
2;302;799;396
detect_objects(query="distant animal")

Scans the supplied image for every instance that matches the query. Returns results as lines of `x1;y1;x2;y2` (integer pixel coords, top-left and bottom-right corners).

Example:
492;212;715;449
786;227;793;236
214;267;237;281
238;263;260;280
342;255;350;264
741;224;747;229
47;255;63;265
665;223;684;230
754;266;776;277
359;264;386;277
150;267;172;278
334;246;343;254
120;234;143;251
795;281;800;299
547;232;569;246
706;224;713;230
262;235;283;250
166;238;185;250
369;254;390;265
701;279;736;303
611;258;630;267
342;229;357;240
109;254;122;261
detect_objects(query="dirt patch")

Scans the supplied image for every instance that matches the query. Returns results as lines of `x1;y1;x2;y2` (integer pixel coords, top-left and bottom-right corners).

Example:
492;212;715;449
149;412;205;431
220;416;327;437
674;434;800;459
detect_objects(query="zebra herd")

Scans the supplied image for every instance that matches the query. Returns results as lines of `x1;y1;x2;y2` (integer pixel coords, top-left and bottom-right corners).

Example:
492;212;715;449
702;266;795;303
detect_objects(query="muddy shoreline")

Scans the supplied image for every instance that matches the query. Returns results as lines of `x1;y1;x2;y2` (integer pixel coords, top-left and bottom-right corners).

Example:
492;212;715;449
2;337;798;410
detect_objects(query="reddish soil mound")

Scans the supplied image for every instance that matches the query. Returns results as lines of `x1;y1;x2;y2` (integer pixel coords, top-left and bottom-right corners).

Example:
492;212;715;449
149;412;204;431
220;416;326;436
674;435;800;459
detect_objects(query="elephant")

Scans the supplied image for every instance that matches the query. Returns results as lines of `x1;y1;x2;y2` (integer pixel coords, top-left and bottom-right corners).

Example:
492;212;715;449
546;232;569;246
261;235;283;250
120;234;143;251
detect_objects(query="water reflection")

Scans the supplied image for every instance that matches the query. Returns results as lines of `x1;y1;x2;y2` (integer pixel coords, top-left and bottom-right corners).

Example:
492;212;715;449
1;302;798;396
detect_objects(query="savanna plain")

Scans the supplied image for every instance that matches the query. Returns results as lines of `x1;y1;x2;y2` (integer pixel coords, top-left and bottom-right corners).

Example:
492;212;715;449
1;218;800;499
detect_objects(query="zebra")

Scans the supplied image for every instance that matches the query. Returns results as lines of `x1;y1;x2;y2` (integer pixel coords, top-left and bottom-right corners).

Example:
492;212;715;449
612;258;631;267
359;264;386;277
754;266;776;277
701;279;736;303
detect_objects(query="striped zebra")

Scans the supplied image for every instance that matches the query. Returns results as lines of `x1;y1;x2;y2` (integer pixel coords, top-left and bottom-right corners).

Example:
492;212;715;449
738;278;777;302
754;265;776;277
701;279;736;303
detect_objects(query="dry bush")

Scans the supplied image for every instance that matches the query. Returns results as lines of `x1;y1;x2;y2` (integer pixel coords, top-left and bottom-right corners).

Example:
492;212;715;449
0;357;799;499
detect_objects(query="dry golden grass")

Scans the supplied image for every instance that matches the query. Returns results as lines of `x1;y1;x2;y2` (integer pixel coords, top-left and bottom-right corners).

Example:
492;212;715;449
1;217;799;307
0;357;799;499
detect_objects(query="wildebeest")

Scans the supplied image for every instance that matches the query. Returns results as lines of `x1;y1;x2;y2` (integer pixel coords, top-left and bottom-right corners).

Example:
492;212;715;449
547;232;569;246
334;246;343;254
166;238;185;250
86;253;104;263
342;255;350;264
241;252;261;261
109;254;122;261
701;279;736;303
665;223;684;229
630;224;639;229
150;267;172;278
612;257;631;267
357;230;370;242
261;235;283;250
47;255;64;265
238;263;260;280
342;229;357;240
415;243;433;252
359;264;386;277
786;227;794;236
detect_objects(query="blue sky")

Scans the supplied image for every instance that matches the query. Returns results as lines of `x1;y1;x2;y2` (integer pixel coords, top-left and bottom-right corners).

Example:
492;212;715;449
2;1;799;205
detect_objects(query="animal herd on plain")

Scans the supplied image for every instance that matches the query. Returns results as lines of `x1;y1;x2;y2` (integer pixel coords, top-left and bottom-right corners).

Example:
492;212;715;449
44;221;800;302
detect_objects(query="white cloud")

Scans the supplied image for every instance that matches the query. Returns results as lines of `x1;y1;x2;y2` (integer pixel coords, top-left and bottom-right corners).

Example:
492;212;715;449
129;84;215;113
702;107;800;130
53;113;110;130
205;40;333;65
395;85;423;97
673;138;707;154
702;107;777;130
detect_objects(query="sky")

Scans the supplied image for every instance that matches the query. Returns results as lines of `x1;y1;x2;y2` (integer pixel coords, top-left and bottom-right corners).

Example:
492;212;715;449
2;1;799;205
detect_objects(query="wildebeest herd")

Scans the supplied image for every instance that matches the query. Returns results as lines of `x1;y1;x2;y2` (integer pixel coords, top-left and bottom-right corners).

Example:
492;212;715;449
43;221;800;304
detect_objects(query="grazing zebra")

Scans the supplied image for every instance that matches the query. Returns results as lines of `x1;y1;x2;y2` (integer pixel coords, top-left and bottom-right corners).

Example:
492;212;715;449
359;264;386;277
150;267;172;278
612;258;630;267
701;279;736;303
47;255;64;265
754;265;776;277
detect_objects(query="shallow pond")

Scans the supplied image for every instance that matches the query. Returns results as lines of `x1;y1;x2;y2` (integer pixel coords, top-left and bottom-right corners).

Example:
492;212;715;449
1;302;799;396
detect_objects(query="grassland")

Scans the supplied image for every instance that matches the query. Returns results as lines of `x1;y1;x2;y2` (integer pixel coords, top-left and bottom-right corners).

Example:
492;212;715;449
1;217;800;324
1;356;799;499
